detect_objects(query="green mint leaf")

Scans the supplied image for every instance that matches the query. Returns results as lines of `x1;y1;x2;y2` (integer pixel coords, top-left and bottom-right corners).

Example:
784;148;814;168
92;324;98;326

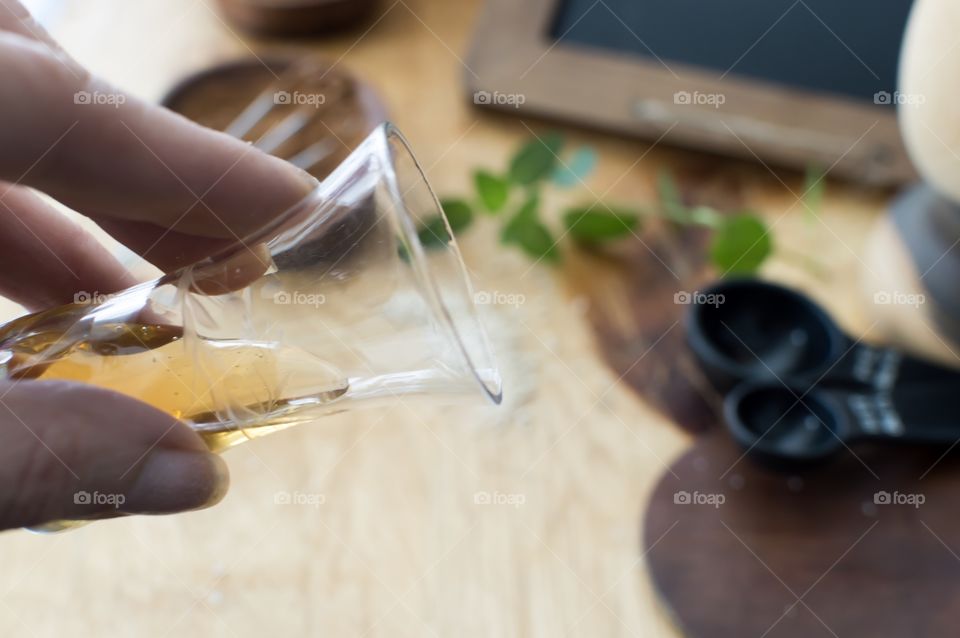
657;170;686;221
508;132;565;185
802;164;826;223
440;199;474;231
501;194;560;263
710;213;773;275
500;192;539;242
474;170;510;213
504;220;561;263
514;191;539;220
417;217;451;248
552;146;598;188
563;206;640;243
418;199;473;248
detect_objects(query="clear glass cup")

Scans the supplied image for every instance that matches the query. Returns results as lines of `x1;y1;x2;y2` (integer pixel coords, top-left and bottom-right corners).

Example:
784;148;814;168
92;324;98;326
0;123;502;459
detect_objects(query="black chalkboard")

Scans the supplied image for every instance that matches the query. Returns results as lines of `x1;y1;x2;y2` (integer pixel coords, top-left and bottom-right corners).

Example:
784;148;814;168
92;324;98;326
551;0;913;103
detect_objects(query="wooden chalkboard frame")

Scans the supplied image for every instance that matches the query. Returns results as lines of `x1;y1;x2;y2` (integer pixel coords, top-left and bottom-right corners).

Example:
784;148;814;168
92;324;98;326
465;0;914;185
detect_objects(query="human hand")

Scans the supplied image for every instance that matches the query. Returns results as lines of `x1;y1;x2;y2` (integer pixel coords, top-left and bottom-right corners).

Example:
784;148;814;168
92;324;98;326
0;1;314;530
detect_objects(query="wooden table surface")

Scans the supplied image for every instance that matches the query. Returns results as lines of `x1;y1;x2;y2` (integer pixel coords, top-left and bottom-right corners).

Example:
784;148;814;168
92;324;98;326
0;1;921;636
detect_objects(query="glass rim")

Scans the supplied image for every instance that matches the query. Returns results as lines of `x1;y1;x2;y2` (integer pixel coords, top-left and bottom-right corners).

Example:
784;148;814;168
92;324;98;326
377;122;503;405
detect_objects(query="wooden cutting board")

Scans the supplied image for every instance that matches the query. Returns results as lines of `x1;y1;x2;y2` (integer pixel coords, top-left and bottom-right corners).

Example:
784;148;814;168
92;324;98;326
645;432;960;638
161;56;387;180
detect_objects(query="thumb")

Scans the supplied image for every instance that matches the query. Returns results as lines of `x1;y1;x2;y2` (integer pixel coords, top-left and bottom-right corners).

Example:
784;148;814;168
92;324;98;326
0;380;228;531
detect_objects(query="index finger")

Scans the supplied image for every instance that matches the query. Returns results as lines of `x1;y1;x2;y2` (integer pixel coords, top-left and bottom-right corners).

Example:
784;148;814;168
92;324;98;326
0;30;316;272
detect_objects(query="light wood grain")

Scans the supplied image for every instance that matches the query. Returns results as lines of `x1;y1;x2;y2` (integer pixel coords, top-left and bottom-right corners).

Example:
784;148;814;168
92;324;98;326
0;1;907;636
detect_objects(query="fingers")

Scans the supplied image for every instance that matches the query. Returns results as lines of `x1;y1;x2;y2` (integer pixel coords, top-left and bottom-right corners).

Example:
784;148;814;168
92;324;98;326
93;216;237;273
0;0;63;50
187;243;273;295
0;20;312;303
0;32;315;242
0;28;314;282
0;183;272;310
0;183;137;311
0;380;228;531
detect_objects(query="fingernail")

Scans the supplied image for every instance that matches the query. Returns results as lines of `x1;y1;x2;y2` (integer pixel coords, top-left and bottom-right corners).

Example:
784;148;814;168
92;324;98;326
122;450;229;514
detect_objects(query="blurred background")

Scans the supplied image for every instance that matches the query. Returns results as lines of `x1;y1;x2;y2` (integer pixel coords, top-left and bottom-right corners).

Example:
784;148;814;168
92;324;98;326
5;0;959;636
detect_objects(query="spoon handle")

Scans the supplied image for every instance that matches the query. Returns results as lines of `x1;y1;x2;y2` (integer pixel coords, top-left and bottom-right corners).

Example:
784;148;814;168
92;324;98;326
843;382;960;444
825;342;960;391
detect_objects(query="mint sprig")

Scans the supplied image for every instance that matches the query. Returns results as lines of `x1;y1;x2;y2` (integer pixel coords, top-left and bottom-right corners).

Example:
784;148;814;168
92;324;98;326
474;170;509;213
416;131;810;276
502;194;559;263
802;163;826;224
563;206;640;243
417;199;473;247
509;132;564;185
710;214;773;274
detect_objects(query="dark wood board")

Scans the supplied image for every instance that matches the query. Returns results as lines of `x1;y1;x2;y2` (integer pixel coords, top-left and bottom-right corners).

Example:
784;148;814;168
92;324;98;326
214;0;379;36
644;432;960;638
161;56;387;180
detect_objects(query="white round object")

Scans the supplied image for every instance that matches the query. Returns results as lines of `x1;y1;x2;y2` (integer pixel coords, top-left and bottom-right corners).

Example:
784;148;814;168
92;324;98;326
899;0;960;202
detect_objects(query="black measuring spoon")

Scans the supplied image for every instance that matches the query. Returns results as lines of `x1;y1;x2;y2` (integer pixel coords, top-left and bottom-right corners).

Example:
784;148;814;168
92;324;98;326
723;380;960;467
685;279;960;393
